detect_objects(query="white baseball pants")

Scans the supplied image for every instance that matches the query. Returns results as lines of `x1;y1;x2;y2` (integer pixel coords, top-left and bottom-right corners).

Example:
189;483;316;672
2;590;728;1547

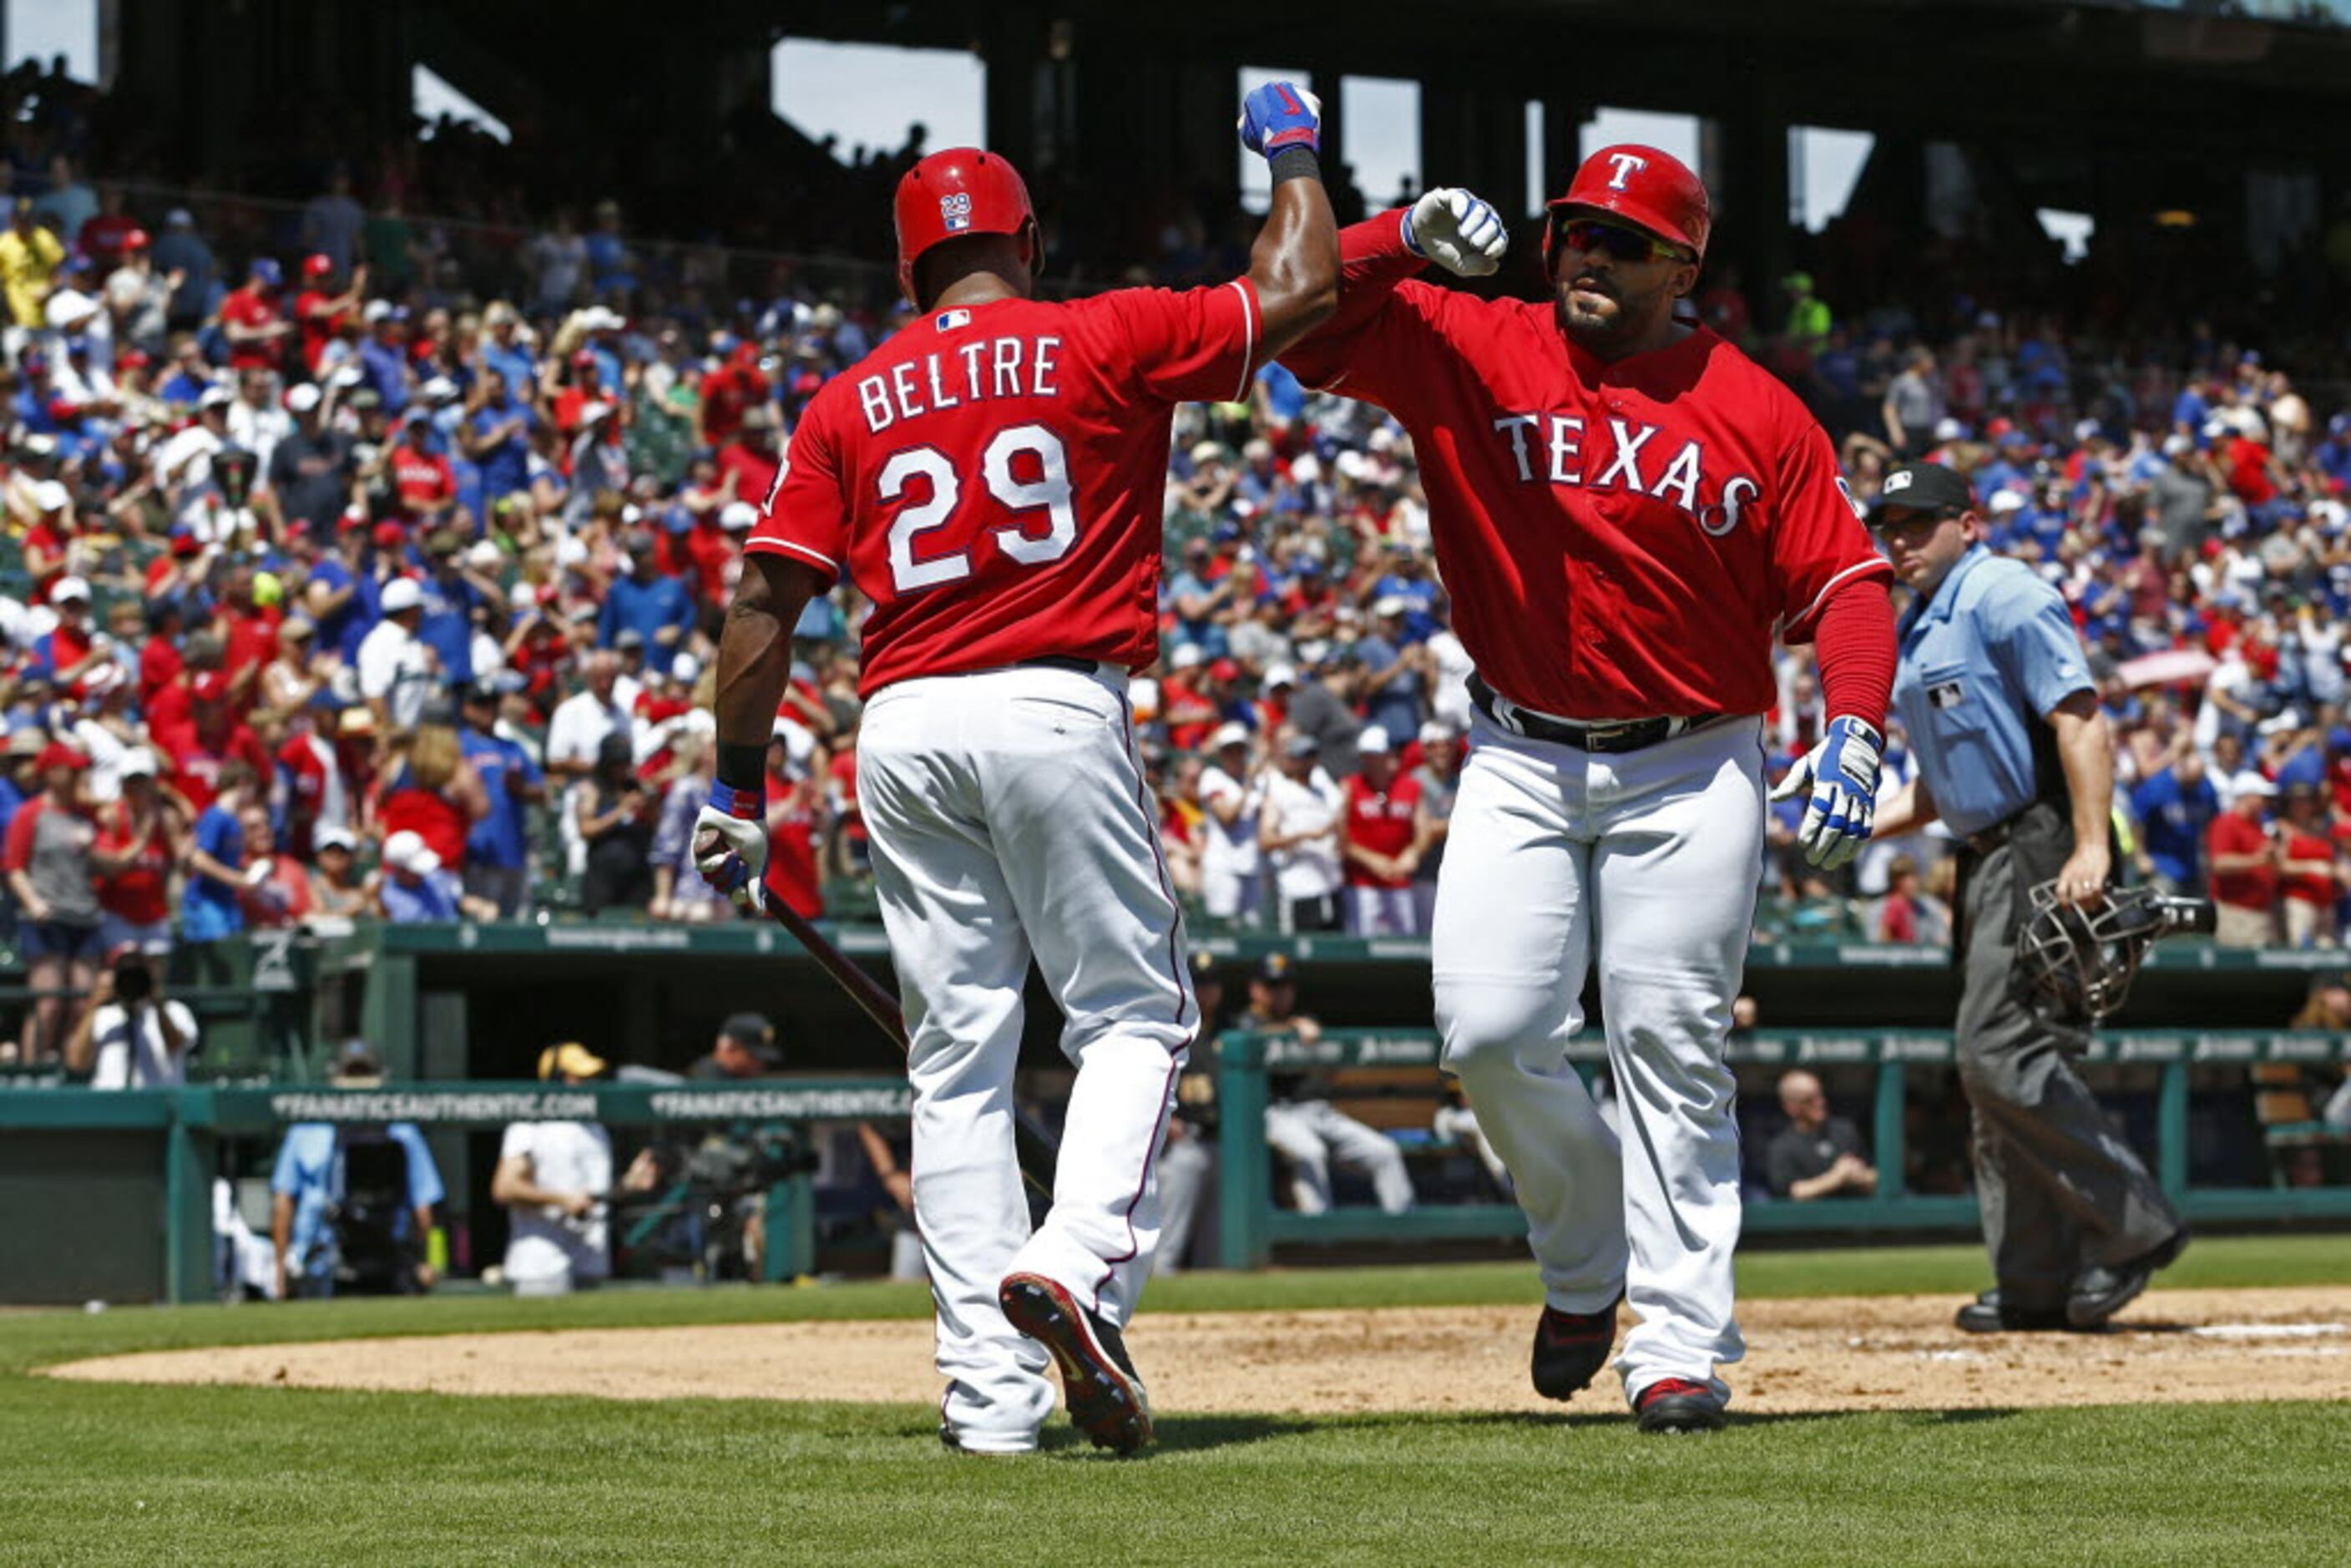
1264;1099;1416;1215
858;664;1193;1453
1433;711;1763;1405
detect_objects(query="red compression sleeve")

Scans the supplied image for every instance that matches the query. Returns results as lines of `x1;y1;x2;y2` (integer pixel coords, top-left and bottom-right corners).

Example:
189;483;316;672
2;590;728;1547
1812;579;1896;732
1327;210;1428;332
1277;210;1428;387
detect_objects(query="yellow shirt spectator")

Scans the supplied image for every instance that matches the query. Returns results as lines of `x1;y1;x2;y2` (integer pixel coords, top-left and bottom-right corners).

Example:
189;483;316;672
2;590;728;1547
0;204;65;329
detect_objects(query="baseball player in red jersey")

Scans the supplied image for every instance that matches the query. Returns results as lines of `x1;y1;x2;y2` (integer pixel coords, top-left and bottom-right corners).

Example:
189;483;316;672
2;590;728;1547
694;86;1337;1456
1282;146;1898;1433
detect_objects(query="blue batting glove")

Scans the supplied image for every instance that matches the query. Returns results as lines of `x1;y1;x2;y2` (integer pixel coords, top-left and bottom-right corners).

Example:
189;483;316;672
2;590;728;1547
1767;716;1883;871
1238;81;1323;159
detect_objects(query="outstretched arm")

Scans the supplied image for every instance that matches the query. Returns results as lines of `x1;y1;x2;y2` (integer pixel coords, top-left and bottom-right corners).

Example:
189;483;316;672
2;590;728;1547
1235;83;1339;362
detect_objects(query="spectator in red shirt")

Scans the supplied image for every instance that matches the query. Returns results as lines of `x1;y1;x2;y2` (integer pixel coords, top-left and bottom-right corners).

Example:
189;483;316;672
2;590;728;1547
142;530;207;603
214;566;280;697
91;750;186;956
292;251;365;374
374;716;488;874
1341;726;1424;936
1160;645;1218;752
2278;782;2341;948
696;340;771;448
220;258;291;373
762;729;829;921
2207;778;2282;947
390;414;459;526
685;501;752;609
158;671;272;814
20;479;72;599
235;800;312;929
713;402;782;508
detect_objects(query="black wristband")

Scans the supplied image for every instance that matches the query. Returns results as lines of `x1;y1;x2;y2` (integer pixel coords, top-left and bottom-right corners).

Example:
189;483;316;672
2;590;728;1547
716;743;769;792
1267;146;1322;187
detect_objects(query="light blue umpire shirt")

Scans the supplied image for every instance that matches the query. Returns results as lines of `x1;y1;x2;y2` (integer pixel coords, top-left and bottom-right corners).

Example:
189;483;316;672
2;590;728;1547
1889;544;2096;837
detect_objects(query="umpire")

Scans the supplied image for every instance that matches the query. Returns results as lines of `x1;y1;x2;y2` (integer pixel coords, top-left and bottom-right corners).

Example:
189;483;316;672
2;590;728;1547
1865;463;2187;1333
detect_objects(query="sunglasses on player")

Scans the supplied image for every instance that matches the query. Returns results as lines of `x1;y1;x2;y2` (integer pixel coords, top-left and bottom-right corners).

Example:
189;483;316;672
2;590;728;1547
1556;218;1691;266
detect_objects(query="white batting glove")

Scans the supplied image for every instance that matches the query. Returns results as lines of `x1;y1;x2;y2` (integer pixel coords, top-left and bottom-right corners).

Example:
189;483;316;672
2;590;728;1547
692;796;768;912
1404;189;1509;277
1767;716;1883;871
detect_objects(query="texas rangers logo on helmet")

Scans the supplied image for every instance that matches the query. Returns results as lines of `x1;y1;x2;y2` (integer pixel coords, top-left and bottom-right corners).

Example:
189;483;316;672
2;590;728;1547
940;192;973;233
1605;152;1648;191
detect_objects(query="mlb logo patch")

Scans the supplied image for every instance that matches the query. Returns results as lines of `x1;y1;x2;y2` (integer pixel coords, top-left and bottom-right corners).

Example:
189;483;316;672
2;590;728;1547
940;192;973;233
935;308;971;332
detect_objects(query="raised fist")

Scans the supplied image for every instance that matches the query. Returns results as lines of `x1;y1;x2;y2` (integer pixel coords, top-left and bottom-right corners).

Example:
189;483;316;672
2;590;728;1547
1406;189;1509;278
1238;81;1322;160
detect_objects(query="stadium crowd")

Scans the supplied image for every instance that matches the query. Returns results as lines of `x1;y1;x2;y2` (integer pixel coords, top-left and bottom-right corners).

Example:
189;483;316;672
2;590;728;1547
6;134;2351;1074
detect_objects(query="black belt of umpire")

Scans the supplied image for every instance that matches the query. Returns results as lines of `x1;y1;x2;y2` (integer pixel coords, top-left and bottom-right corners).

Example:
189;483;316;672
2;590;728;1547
1469;673;1719;755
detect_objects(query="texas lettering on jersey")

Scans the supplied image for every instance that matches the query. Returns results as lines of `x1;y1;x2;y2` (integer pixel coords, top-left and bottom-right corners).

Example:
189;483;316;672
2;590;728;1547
1282;254;1889;721
747;282;1262;697
1484;412;1759;538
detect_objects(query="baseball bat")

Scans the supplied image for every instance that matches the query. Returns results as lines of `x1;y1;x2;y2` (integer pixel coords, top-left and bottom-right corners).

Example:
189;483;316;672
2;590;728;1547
757;894;1060;1201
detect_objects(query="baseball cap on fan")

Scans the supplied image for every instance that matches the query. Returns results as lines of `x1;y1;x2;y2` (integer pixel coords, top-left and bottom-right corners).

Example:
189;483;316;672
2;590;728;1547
1868;463;1975;524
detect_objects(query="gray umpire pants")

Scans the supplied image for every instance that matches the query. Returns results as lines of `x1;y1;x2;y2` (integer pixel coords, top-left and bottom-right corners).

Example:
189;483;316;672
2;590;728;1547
1954;802;2180;1310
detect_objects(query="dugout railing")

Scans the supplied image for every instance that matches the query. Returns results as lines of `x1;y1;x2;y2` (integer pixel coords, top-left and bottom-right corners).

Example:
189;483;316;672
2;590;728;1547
1209;1028;2351;1269
0;1078;911;1306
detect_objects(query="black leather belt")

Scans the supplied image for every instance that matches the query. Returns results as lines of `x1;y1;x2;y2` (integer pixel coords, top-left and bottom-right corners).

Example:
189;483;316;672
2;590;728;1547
1017;655;1102;675
1469;674;1717;755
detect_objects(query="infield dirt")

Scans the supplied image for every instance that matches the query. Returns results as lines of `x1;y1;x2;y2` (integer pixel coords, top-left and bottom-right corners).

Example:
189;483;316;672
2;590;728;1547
43;1286;2351;1414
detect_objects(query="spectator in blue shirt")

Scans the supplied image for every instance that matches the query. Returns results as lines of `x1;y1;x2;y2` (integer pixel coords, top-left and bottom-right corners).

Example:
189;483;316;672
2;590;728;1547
464;371;533;501
416;539;503;689
376;829;469;923
358;302;414;412
2130;744;2219;896
151;209;215;329
479;303;536;401
458;683;544;918
270;1039;444;1299
599;536;695;675
1355;598;1428;741
182;761;257;947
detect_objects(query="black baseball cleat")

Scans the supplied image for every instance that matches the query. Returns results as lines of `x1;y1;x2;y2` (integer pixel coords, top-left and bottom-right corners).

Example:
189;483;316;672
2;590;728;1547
1634;1378;1727;1434
2068;1229;2189;1329
1531;1292;1624;1400
999;1272;1154;1455
1954;1289;2072;1334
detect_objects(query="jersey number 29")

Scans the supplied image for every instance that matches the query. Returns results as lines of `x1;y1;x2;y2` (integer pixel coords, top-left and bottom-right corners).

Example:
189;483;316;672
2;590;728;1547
879;423;1078;594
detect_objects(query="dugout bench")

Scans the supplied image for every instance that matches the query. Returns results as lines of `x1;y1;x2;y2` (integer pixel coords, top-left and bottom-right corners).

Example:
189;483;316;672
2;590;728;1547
1209;1028;2351;1269
0;1078;912;1306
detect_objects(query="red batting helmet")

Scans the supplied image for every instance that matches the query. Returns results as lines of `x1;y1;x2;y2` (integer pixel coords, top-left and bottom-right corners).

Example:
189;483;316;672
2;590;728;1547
1543;144;1711;270
893;149;1038;307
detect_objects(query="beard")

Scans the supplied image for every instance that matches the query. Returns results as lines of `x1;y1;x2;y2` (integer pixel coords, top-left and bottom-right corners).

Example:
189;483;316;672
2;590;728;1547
1556;267;1674;357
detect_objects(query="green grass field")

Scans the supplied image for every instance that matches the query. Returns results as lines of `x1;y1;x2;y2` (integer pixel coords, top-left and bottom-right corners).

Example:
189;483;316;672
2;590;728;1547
5;1237;2347;1565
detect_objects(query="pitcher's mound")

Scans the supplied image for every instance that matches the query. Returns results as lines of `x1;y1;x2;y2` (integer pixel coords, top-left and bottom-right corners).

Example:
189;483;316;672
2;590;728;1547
45;1287;2350;1415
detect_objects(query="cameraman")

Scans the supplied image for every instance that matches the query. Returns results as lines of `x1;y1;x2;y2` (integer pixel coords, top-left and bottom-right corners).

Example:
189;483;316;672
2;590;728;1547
1865;464;2185;1333
65;945;196;1088
270;1040;443;1300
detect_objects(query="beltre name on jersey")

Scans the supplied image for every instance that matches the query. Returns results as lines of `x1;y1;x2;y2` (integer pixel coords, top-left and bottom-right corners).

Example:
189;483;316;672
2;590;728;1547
852;327;1063;435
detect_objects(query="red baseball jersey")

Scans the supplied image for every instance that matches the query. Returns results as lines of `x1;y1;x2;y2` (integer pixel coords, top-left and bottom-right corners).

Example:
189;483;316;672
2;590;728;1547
1283;254;1889;721
749;284;1262;695
1343;770;1422;888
